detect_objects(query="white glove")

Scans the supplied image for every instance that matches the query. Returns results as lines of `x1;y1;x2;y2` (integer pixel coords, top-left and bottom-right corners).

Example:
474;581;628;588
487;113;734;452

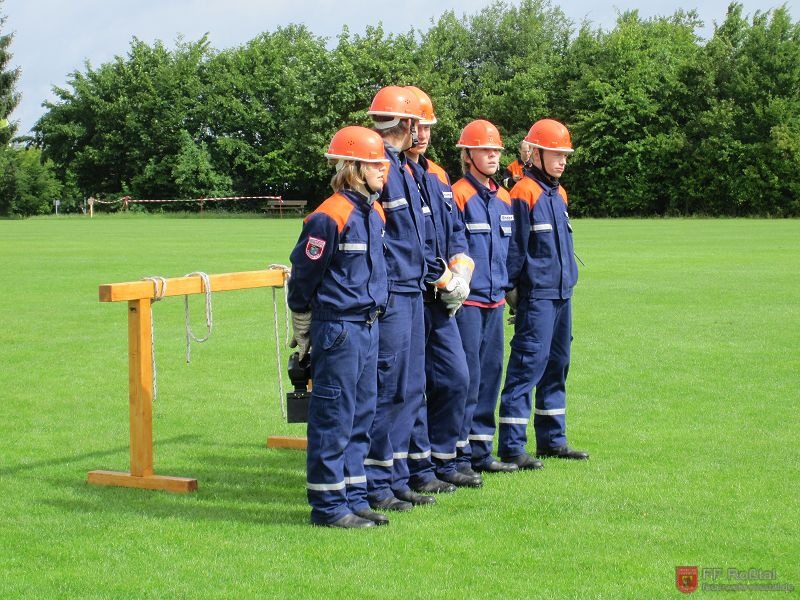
289;311;311;360
430;258;454;290
449;253;475;287
440;276;470;317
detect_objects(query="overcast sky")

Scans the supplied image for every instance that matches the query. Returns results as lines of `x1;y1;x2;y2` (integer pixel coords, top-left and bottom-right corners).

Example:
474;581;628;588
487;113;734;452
3;0;796;135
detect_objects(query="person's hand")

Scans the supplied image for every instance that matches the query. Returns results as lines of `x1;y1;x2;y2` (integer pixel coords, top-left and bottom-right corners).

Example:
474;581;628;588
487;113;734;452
289;311;312;360
440;277;470;317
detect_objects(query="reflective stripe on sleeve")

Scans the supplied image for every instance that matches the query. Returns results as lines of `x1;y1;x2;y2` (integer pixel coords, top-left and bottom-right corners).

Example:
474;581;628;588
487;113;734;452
421;206;431;215
532;223;553;232
534;408;566;416
466;222;491;232
383;198;408;210
338;242;367;251
499;417;529;425
307;480;346;491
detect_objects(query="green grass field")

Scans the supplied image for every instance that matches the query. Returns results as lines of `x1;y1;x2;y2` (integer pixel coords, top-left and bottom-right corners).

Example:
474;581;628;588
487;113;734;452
1;215;797;598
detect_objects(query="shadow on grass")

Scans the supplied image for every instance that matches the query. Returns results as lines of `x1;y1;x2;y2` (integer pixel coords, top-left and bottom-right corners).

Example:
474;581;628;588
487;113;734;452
36;440;312;527
0;434;198;477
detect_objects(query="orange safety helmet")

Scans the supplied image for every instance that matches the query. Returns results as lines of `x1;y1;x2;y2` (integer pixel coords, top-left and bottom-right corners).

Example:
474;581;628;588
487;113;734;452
524;119;574;153
325;126;387;163
456;119;504;149
405;85;437;125
367;85;424;120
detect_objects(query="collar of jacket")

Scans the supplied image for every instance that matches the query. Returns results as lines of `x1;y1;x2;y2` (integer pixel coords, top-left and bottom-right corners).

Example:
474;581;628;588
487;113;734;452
464;171;499;202
524;165;559;190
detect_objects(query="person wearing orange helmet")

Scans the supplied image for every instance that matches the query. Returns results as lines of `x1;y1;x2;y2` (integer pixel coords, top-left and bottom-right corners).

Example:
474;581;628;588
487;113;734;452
450;119;520;476
402;87;480;491
499;118;589;466
363;85;450;511
288;125;390;528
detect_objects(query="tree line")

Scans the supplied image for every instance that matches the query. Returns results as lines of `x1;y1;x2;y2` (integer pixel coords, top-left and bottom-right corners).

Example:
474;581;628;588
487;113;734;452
3;0;800;217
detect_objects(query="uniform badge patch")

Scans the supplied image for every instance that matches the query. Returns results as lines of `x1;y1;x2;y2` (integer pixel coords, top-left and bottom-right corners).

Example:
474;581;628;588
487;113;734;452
676;566;698;594
305;236;326;260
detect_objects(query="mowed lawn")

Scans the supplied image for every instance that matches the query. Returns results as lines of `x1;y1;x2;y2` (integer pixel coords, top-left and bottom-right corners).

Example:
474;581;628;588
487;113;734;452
0;215;797;599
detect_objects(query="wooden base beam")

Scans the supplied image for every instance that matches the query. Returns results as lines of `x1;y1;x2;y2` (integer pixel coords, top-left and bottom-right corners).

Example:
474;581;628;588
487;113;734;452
87;470;198;493
266;436;307;450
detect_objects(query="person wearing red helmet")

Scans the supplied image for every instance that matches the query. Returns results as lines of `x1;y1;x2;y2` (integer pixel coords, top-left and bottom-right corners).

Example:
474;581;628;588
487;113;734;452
402;87;480;491
288;125;390;528
451;120;520;476
500;118;589;466
363;86;449;511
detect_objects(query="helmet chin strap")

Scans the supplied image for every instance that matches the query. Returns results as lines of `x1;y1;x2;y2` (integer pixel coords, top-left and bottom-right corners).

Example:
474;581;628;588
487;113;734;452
466;149;494;180
532;150;558;186
401;119;419;151
538;149;550;177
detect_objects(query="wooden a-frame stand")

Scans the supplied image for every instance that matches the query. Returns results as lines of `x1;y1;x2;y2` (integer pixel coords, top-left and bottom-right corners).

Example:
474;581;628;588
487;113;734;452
87;269;306;494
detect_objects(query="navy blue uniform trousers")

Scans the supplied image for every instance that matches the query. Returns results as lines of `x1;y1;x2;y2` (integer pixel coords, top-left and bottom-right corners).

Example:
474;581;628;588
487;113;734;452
408;300;470;482
306;319;378;525
365;291;425;502
455;304;505;469
498;297;571;456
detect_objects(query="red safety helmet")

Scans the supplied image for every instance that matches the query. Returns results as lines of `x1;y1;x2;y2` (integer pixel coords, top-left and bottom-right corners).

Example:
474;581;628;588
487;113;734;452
367;85;424;120
456;119;504;149
524;119;574;153
325;126;387;163
405;86;437;125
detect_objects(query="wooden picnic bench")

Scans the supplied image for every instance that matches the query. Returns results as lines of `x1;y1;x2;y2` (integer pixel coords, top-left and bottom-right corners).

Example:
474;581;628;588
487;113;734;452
264;199;307;216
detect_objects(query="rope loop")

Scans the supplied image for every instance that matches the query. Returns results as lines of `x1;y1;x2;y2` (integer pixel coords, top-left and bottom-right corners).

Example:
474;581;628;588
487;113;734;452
267;264;292;419
184;271;213;363
141;276;169;401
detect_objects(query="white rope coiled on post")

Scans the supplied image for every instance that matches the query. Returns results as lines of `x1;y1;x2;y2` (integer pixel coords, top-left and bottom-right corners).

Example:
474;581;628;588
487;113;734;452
141;276;168;401
268;264;291;420
184;271;213;363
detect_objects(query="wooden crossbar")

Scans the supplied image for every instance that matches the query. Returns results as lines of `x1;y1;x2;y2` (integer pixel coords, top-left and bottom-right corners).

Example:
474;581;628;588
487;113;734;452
99;270;286;302
88;268;306;494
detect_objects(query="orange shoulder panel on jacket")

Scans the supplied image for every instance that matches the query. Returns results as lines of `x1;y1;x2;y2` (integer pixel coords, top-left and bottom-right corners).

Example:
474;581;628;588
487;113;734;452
373;201;386;223
307;193;354;233
451;178;475;212
508;160;524;179
559;185;568;205
496;186;512;206
426;160;451;186
512;177;544;209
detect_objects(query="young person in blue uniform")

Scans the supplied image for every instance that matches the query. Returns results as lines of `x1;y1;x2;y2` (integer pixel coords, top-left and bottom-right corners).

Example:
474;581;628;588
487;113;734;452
287;126;390;528
451;120;520;476
499;118;589;466
363;86;450;511
403;87;481;491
